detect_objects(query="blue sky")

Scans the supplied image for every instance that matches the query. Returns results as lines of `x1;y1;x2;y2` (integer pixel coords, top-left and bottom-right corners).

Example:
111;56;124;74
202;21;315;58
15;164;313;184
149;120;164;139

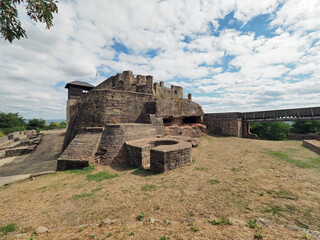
0;0;320;119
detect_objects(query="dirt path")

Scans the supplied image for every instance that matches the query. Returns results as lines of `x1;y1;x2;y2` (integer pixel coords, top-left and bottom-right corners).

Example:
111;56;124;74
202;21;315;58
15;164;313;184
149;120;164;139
0;129;65;178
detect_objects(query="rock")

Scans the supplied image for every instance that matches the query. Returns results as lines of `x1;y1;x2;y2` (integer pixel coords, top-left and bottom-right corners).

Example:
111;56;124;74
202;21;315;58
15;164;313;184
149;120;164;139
165;220;179;225
149;218;158;224
102;218;120;225
255;218;273;227
36;226;48;234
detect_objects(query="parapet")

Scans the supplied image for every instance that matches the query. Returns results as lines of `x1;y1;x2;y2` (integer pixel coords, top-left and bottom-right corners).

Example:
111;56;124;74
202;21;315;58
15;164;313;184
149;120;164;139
95;70;183;99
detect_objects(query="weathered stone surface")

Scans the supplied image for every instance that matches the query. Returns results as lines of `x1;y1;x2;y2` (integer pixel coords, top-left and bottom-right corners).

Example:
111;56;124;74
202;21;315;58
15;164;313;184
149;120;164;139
36;226;48;234
102;218;120;225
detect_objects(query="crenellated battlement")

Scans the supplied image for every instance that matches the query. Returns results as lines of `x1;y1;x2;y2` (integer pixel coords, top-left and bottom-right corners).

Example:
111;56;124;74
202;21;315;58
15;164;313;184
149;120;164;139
95;70;183;99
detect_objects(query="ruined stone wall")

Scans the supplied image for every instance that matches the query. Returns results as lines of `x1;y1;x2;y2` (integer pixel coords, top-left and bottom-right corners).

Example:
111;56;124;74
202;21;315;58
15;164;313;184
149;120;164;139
154;98;203;119
204;118;242;137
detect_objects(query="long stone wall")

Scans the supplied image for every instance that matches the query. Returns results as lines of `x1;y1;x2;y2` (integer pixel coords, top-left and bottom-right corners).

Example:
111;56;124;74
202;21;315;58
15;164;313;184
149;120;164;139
203;115;258;139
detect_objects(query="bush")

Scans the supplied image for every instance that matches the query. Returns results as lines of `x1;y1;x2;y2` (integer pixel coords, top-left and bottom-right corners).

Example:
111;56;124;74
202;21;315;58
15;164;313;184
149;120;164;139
250;122;290;140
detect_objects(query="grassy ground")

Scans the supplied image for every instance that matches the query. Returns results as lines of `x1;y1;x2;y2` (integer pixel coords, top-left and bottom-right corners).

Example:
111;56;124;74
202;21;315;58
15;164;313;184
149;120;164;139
1;136;320;240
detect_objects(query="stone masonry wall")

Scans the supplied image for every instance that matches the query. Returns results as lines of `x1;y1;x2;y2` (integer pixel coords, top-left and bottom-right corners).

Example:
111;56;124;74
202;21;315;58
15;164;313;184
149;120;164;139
63;89;154;150
150;145;192;173
96;123;157;165
204;118;242;137
154;98;203;119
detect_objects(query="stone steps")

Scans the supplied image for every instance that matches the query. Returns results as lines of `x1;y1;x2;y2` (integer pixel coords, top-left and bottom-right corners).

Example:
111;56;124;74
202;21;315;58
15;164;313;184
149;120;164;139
57;128;103;170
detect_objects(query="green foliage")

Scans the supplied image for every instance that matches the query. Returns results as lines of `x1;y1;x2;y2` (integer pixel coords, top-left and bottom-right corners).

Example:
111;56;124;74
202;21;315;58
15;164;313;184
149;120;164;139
250;122;290;140
0;223;17;236
209;218;232;226
0;112;26;134
291;120;320;134
86;171;118;182
190;226;199;232
247;219;257;228
27;118;46;131
129;232;135;236
138;212;145;221
270;151;320;168
160;237;167;240
0;130;5;137
59;121;67;128
141;184;157;191
48;121;60;130
254;233;263;239
0;0;58;43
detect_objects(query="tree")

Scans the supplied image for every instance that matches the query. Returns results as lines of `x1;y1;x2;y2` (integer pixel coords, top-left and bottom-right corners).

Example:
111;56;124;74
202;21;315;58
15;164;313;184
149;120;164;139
27;118;46;131
250;122;291;140
59;121;66;128
0;112;26;134
290;121;320;134
0;0;58;43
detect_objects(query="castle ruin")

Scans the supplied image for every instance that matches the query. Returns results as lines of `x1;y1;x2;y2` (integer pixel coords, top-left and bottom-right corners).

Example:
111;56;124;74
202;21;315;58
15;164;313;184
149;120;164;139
58;71;205;172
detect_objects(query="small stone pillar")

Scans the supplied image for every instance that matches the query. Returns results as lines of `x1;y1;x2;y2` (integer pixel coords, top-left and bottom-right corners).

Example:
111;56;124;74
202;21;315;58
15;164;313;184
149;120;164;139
160;81;164;87
188;93;192;101
146;75;154;94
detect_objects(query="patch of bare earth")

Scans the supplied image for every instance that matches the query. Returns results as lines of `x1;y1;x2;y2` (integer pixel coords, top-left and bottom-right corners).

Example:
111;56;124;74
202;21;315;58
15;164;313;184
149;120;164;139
1;136;320;239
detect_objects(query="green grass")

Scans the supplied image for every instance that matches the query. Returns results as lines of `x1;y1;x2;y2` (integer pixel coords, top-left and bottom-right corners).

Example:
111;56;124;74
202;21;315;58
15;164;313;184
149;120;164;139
0;223;17;236
72;192;94;200
264;206;282;216
86;171;118;182
194;167;206;171
141;184;157;191
208;179;220;184
270;151;320;168
268;189;297;200
66;164;95;174
209;218;232;226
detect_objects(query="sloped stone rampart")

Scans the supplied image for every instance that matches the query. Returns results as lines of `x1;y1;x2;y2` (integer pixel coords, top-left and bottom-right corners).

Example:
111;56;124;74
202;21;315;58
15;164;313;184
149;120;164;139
57;127;103;170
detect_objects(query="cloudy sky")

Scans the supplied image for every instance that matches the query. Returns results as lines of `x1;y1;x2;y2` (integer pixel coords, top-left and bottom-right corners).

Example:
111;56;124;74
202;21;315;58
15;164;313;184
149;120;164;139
0;0;320;119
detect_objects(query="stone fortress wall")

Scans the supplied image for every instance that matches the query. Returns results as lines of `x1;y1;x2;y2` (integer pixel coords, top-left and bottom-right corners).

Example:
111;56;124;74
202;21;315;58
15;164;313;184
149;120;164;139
58;71;205;172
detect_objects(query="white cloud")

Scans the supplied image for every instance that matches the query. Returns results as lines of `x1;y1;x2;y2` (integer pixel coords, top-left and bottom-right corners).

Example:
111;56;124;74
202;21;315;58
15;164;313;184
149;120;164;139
0;0;319;118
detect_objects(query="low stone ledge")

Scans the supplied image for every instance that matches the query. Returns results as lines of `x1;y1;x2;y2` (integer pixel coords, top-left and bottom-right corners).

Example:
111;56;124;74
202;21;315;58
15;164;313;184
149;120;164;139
303;140;320;154
5;145;37;158
126;137;192;172
56;159;89;171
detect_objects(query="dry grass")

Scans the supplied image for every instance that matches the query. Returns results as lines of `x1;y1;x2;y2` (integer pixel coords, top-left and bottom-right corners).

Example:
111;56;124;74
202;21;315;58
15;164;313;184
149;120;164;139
1;136;320;239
